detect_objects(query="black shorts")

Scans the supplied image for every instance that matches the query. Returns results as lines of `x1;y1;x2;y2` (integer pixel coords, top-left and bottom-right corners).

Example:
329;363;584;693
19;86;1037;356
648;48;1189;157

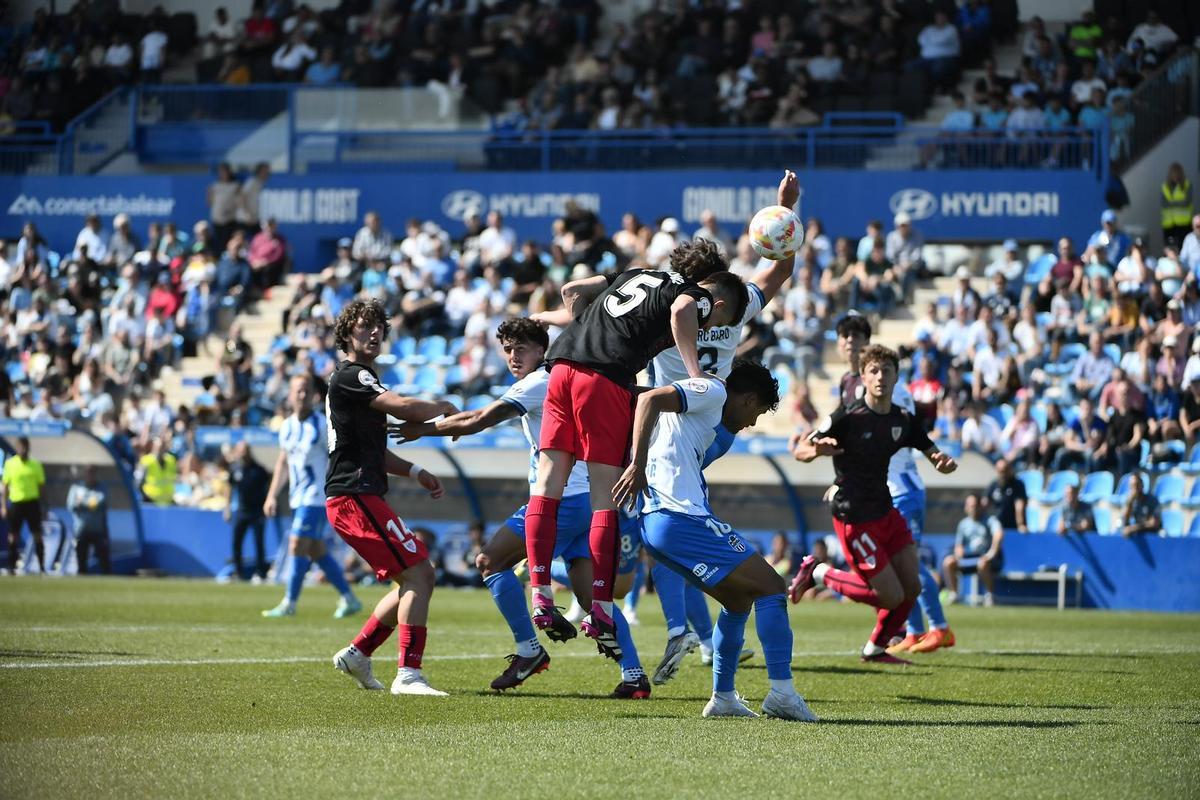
7;501;43;536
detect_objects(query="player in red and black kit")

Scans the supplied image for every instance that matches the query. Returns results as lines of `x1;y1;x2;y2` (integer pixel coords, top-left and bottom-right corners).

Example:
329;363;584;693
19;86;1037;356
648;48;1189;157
790;345;957;663
325;299;458;696
527;241;749;660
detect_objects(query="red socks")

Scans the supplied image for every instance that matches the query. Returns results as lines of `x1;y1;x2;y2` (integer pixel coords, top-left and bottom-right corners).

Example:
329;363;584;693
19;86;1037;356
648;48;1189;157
352;615;395;656
589;510;619;603
821;568;881;605
398;624;426;669
871;600;916;647
525;495;560;588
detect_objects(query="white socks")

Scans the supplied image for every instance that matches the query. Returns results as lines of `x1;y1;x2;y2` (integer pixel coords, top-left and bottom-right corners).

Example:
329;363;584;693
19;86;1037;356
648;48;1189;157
813;563;830;586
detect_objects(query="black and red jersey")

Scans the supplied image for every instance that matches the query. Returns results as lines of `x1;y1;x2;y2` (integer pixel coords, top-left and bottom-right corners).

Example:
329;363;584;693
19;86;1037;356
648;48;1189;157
324;360;389;496
546;268;713;386
839;372;864;408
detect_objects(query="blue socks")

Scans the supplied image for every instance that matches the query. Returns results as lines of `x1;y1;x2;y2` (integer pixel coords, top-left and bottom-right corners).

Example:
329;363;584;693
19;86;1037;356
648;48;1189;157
614;606;643;681
484;570;540;656
918;563;948;629
286;555;312;602
753;594;793;681
652;563;688;636
623;560;646;612
712;608;750;692
685;583;714;644
316;553;353;597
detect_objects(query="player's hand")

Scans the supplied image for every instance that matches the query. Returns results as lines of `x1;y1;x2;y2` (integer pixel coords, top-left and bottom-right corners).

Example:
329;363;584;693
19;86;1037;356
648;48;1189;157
436;400;458;418
612;464;648;510
263;496;277;518
788;430;805;453
529;311;556;328
388;421;426;443
931;451;957;474
793;436;842;462
416;469;445;500
777;169;799;208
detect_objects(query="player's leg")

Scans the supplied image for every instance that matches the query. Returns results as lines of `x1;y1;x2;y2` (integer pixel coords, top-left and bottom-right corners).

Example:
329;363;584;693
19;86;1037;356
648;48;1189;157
479;522;550;690
263;535;307;617
251;516;267;580
95;528;112;574
862;544;922;660
27;505;45;573
76;531;93;576
620;559;645;623
526;448;573;617
689;583;754;666
579;461;624;659
308;535;361;618
603;555;650;698
231;516;248;580
391;555;446;695
942;551;962;598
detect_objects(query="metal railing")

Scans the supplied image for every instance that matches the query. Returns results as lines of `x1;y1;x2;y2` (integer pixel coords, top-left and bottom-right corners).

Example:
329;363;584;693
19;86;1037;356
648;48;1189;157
58;87;132;175
1114;46;1199;171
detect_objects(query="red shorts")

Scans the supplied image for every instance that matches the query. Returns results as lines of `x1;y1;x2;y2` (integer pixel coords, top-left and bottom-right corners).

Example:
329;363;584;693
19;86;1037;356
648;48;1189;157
833;508;914;580
540;361;633;467
326;495;428;582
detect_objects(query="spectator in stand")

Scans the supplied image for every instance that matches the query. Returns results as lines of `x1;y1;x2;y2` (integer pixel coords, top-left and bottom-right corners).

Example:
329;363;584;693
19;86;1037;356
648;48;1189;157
103;33;134;80
985;239;1024;283
139;20;168;84
885;212;923;299
478;211;516;268
807;41;843;85
1119;473;1160;537
913;10;961;93
1180;215;1200;273
1156;300;1190;356
351;211;392;264
1052;395;1106;471
909;346;942;422
215;232;251;313
1098;365;1146;416
1128;11;1179;56
1180;375;1200;445
247;218;288;293
692;210;734;257
1071;331;1116;401
957;0;992;55
73;214;108;264
1031;403;1067;469
921;91;975;168
207;162;241;250
849;241;899;318
856;220;884;262
962;400;1003;457
1147;371;1183;444
1000;398;1039;464
107;214;139;268
225;441;270;581
271;30;316;81
1092;382;1145;474
68;465;111;574
1067;10;1103;61
1057;484;1094;535
1070;60;1107;108
1161;163;1194;247
305;46;341;85
943;493;1004;606
243;2;279;54
237;162;270;232
986;457;1029;534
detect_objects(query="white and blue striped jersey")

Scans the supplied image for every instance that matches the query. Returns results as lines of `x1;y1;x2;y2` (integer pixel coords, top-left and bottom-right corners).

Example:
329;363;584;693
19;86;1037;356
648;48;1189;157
279;412;328;509
499;368;590;498
650;282;766;384
644;377;726;516
888;382;925;500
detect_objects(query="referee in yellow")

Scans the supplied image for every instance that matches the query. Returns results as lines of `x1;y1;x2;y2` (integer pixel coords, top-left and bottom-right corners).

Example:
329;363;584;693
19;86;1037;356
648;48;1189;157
2;436;47;575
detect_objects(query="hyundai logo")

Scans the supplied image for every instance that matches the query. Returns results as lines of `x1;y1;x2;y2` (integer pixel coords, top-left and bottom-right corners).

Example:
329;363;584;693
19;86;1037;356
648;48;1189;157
441;190;486;221
889;188;938;221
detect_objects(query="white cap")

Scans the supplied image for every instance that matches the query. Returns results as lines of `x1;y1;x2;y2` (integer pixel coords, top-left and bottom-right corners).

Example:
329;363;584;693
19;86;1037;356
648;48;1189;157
661;217;680;234
955;266;970;279
894;212;912;226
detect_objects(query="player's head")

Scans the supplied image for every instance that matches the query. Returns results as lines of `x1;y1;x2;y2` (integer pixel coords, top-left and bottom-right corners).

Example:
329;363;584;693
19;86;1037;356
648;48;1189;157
288;373;315;417
670;237;727;282
722;359;779;432
836;312;872;367
859;344;899;401
334;299;388;361
697;271;750;329
14;436;29;458
495;317;549;379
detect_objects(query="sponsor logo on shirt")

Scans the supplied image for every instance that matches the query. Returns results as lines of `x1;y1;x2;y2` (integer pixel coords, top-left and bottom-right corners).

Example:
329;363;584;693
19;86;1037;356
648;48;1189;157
692;562;708;577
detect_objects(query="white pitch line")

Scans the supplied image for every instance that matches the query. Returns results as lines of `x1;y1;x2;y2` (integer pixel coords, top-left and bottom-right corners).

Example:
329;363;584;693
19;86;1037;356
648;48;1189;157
2;646;1199;671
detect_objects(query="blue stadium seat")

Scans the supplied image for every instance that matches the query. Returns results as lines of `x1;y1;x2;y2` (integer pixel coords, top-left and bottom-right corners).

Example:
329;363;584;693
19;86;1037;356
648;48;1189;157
1178;443;1200;475
1059;343;1087;364
1039;470;1081;504
1029;403;1047;433
1150;441;1187;473
466;394;493;410
1102;343;1122;365
1161;508;1184;537
412;366;444;393
1079;471;1115;505
419;336;449;361
1041;507;1062;535
1025;503;1042;532
1112;472;1150;505
443;364;464;388
375;353;398;367
1017;469;1044;499
772;366;793;398
1093;504;1112;536
1024;253;1054;284
446;337;466;358
1180;478;1200;510
1153;473;1185;505
394;337;417;359
379;367;404;388
1188;515;1200;538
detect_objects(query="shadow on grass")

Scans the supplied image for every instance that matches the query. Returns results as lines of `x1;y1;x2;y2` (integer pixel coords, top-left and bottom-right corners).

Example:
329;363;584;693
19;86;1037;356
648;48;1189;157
787;665;931;677
0;648;142;660
896;695;1110;711
821;719;1107;728
473;690;712;702
921;662;1135;676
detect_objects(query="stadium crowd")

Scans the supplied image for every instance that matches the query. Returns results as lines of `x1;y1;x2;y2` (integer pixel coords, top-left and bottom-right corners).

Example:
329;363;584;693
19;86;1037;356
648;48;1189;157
4;0;1188;138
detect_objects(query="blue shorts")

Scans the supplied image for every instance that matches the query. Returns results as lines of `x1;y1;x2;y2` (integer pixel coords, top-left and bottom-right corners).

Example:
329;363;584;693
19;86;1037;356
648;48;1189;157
506;493;591;563
641;509;753;589
893;491;926;543
291;505;328;540
618;513;642;575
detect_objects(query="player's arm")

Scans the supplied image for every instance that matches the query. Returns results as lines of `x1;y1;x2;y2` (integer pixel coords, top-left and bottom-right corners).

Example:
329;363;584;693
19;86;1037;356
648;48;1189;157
670;294;704;378
748;169;801;304
368;391;457;422
263;450;287;517
984;520;1004;561
383;450;444;499
612;385;683;509
391;400;521;443
529;308;574;328
792;406;846;462
560;274;609;318
910;416;957;473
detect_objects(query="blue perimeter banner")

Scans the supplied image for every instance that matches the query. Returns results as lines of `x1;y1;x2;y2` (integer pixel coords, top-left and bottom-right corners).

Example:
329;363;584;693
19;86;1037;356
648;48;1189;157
0;169;1105;271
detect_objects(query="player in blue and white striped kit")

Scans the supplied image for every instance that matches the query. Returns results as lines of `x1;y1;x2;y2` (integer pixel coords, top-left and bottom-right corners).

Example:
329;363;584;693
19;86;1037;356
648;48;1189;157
614;361;817;720
262;374;362;619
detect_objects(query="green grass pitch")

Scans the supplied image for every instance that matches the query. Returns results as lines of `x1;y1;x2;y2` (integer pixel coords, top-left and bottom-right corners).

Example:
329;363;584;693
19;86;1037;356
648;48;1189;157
2;576;1198;799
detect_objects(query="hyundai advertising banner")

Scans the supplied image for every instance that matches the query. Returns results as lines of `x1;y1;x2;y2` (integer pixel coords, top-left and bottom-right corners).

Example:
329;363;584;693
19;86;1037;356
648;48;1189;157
0;169;1104;271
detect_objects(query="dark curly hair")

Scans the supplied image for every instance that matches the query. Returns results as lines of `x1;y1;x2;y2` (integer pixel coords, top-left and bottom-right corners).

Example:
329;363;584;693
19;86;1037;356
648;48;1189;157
836;311;873;340
668;238;727;282
333;298;388;353
860;343;899;372
495;316;549;351
726;359;780;412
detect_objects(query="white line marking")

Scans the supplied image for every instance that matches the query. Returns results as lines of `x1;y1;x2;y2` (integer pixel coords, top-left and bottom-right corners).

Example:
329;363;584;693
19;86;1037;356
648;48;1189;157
2;646;1198;670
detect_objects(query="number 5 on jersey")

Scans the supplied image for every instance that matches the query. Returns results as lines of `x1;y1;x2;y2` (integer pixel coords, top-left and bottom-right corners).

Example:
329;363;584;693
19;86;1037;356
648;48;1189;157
604;273;665;317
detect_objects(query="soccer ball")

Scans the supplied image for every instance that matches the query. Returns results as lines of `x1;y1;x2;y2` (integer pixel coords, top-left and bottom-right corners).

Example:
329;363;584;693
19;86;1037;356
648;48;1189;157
748;205;804;261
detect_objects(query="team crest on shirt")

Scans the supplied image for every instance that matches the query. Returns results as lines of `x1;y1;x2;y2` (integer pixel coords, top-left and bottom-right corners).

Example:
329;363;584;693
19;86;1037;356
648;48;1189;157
855;384;865;399
686;379;710;394
727;534;747;553
891;426;903;441
358;370;376;386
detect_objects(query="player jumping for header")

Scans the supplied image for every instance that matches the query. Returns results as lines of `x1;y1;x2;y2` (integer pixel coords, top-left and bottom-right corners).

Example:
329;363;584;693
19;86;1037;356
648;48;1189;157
525;244;748;660
326;299;457;696
790;344;957;664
